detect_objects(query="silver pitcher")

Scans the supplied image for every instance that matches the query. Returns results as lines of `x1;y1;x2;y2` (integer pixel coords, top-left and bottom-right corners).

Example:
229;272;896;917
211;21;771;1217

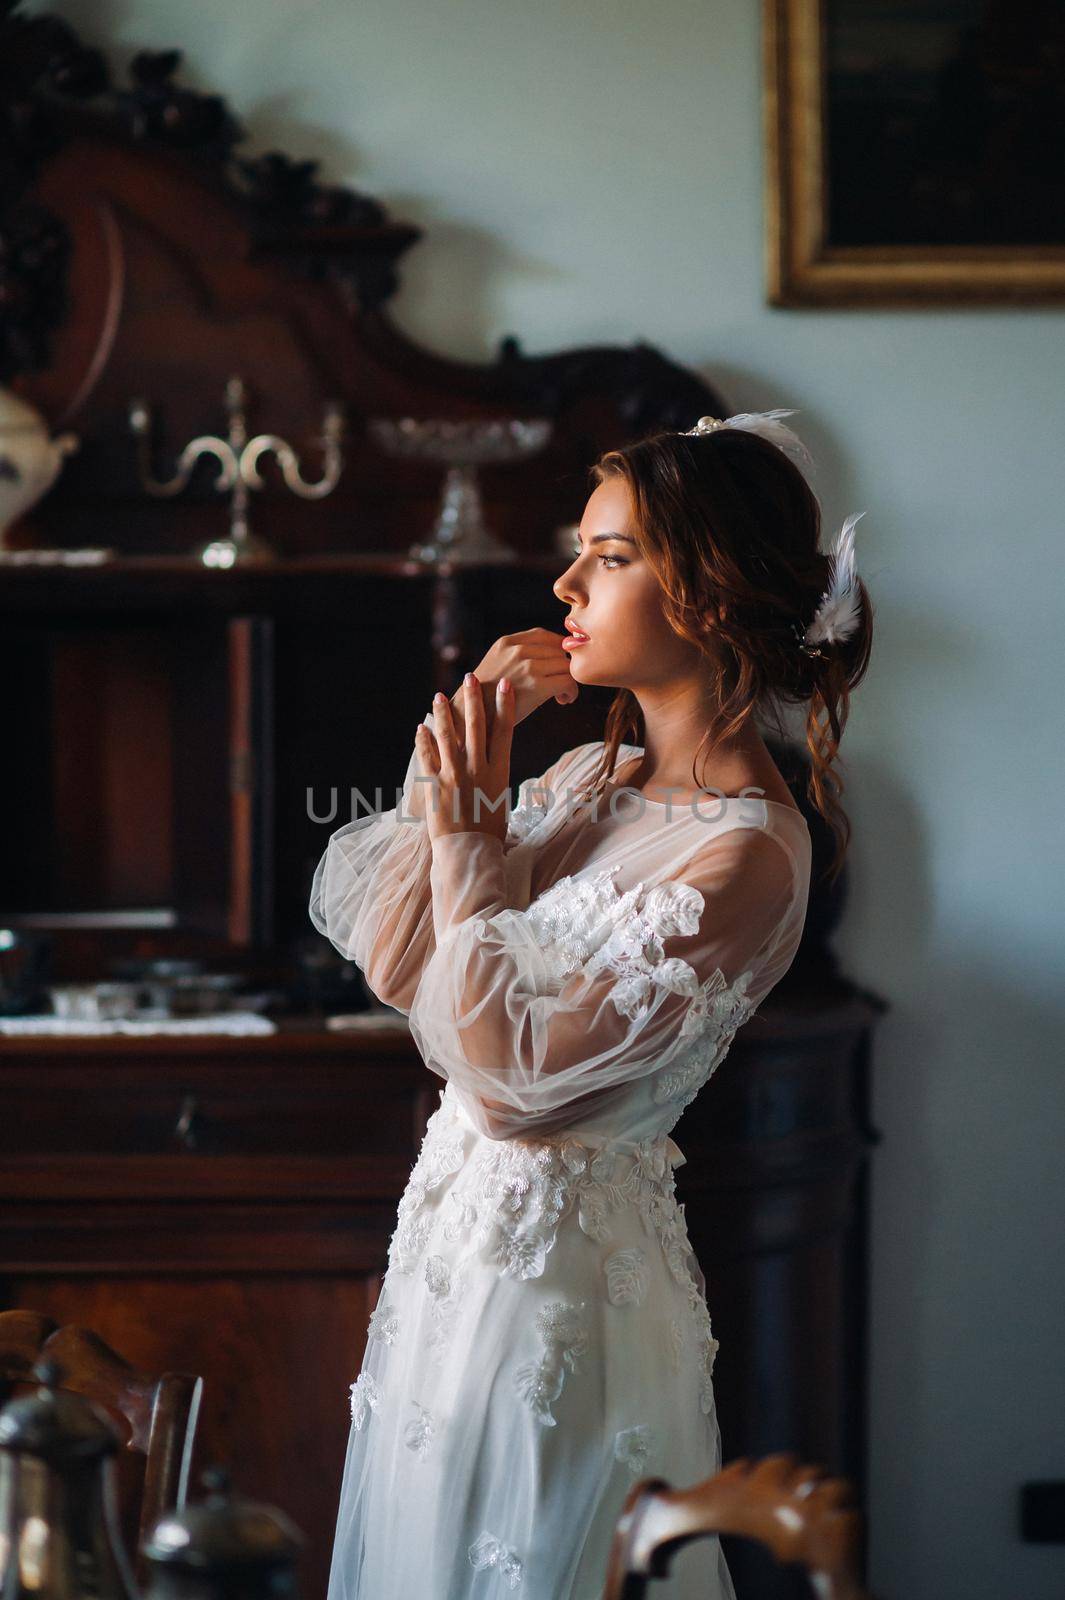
0;1359;138;1600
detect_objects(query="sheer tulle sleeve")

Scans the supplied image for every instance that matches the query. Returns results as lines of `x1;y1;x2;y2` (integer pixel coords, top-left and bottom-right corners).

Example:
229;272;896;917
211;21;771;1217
308;729;598;1015
307;709;439;1013
407;820;801;1140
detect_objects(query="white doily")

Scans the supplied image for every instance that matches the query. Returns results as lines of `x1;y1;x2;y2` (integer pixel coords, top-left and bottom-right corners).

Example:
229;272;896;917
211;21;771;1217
0;1012;278;1036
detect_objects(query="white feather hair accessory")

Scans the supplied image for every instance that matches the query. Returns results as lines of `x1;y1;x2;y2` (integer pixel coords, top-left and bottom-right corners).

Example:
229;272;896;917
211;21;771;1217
798;510;866;657
681;408;865;659
681;407;815;468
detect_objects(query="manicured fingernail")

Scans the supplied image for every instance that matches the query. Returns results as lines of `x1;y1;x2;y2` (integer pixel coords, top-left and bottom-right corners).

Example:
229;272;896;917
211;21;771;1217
434;692;446;703
499;677;510;692
465;672;475;684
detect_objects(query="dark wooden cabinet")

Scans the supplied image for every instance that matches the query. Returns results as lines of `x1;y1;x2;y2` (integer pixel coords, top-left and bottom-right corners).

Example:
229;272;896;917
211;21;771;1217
0;1024;428;1600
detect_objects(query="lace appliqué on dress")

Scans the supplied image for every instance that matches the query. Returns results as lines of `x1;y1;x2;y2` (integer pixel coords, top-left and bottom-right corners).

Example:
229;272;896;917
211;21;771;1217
604;1246;648;1306
650;968;758;1119
524;865;757;1096
393;1096;723;1415
478;1120;720;1411
505;788;551;843
424;1252;470;1366
404;1399;435;1459
366;1294;400;1346
348;1371;382;1430
514;1300;589;1426
585;878;711;1024
693;1302;721;1412
677;963;756;1045
437;1125;681;1280
614;1423;657;1476
523;867;708;1021
388;1128;467;1274
468;1531;524;1588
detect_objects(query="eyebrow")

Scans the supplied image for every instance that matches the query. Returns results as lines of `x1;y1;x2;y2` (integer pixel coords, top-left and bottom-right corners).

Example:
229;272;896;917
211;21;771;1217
574;530;639;547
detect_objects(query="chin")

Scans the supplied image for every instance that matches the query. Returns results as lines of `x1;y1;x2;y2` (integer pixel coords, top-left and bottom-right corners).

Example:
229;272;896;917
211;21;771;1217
568;655;621;690
566;649;602;678
566;659;598;684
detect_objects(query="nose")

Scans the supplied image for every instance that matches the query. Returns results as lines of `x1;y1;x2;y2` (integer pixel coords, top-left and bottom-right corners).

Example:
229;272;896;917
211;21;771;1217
553;558;584;606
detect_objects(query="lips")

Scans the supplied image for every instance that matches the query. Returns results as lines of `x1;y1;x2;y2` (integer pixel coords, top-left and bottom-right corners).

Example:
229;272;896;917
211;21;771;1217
565;620;590;639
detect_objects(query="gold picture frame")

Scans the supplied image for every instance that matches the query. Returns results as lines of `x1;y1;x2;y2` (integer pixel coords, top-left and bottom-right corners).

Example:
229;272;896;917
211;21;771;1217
764;0;1065;306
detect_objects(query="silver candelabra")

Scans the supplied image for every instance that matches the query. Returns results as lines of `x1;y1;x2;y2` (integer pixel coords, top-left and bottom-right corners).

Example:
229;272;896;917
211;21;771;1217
129;375;346;566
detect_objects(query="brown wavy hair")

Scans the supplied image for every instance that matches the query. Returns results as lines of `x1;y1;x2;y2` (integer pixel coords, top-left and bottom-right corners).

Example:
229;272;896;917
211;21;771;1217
582;425;874;886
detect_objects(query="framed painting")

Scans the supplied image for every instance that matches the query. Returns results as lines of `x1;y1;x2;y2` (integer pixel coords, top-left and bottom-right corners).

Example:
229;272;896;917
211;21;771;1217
764;0;1065;305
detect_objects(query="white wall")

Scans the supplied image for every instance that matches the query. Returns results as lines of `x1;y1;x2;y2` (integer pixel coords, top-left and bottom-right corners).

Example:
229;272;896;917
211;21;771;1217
31;2;1065;1595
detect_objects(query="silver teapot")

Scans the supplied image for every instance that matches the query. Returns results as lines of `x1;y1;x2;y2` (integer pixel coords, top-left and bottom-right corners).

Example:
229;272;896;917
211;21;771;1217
142;1467;303;1600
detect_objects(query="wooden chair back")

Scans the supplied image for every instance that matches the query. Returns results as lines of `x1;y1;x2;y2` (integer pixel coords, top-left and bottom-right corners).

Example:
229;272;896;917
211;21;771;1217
601;1452;869;1600
0;1310;203;1584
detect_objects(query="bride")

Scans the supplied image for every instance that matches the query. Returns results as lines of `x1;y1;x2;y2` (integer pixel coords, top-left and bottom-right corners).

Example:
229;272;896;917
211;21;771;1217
311;409;873;1600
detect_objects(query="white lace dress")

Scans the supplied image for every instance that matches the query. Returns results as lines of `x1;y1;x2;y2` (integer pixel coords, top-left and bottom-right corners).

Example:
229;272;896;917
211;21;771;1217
309;712;812;1600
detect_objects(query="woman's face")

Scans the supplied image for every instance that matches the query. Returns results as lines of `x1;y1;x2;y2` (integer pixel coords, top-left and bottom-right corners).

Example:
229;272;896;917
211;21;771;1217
553;476;704;691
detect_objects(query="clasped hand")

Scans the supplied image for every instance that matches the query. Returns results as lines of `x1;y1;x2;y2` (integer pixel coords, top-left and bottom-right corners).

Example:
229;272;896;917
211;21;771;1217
414;673;516;846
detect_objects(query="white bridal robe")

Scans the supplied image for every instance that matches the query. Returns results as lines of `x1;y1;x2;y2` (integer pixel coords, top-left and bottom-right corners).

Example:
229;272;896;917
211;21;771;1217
309;711;812;1600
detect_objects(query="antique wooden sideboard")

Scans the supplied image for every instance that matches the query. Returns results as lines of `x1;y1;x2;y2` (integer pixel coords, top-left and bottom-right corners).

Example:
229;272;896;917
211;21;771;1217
0;16;886;1599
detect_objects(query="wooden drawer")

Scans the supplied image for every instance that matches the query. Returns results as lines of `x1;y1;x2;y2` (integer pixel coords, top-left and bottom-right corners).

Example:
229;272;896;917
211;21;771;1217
0;1027;435;1162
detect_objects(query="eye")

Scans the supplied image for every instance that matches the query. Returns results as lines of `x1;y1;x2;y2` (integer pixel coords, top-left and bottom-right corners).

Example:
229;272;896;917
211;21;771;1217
571;544;627;569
